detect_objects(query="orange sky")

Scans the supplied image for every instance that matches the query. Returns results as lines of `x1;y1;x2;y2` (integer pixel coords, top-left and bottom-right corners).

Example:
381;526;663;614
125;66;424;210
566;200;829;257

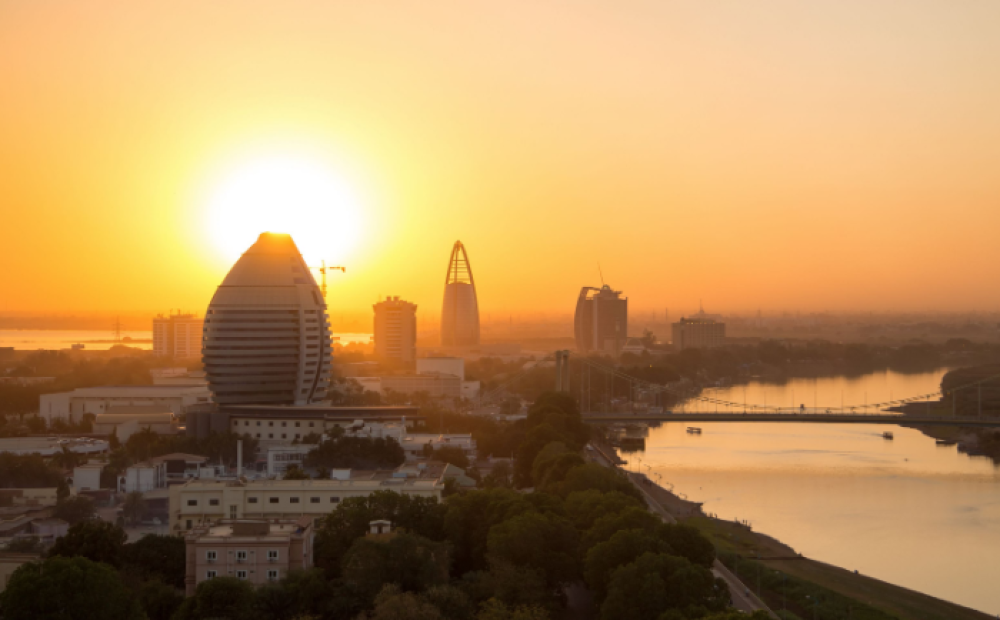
2;0;999;318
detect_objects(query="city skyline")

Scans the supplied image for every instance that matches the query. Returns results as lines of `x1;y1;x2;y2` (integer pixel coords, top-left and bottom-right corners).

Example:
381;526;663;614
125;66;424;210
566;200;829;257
3;2;1000;316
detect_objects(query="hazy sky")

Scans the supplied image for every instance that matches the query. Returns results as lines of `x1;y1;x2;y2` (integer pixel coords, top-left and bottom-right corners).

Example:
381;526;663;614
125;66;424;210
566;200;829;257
2;0;999;318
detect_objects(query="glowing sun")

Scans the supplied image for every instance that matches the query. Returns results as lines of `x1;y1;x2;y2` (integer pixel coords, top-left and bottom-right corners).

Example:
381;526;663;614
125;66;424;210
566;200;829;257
204;153;364;265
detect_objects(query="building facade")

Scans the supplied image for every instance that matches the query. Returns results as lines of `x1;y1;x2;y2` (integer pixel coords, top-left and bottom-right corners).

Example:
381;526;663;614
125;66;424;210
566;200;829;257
39;385;210;424
169;476;444;532
671;317;726;350
574;285;628;356
373;297;417;364
416;357;464;379
184;518;313;596
216;405;421;444
441;241;480;347
203;233;332;406
153;314;205;359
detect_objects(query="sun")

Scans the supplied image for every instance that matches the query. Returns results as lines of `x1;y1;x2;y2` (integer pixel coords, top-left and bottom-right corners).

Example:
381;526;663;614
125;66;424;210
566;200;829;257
203;153;364;266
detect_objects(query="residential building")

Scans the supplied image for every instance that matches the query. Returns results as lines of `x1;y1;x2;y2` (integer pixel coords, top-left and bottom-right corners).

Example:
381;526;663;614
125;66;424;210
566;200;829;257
39;385;210;424
441;241;480;347
153;313;204;359
151;453;211;481
184;518;313;596
574;285;628;356
0;488;57;508
194;405;420;443
169;473;445;532
672;316;726;350
202;232;332;406
373;297;417;364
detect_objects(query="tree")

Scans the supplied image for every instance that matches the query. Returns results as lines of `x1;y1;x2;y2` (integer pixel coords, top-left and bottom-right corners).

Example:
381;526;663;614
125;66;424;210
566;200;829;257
443;488;535;575
283;465;311;480
173;576;257;620
304;436;405;470
564;490;643;531
599;553;728;620
581;507;661;552
361;584;444;620
137;578;184;620
122;534;186;589
314;491;446;577
476;599;550;620
486;511;579;588
0;556;144;620
48;519;127;567
122;491;145;526
6;536;41;553
342;533;449;603
53;494;96;525
656;523;715;568
584;529;671;601
0;453;63;487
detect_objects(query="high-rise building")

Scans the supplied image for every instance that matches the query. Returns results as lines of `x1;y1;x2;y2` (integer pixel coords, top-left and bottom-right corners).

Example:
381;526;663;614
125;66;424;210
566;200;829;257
373;296;417;364
152;313;204;358
574;285;628;356
441;241;480;347
202;233;332;406
671;317;726;350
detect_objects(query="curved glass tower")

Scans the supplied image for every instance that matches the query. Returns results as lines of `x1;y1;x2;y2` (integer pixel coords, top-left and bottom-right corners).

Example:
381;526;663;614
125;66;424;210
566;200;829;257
441;240;480;347
203;233;332;405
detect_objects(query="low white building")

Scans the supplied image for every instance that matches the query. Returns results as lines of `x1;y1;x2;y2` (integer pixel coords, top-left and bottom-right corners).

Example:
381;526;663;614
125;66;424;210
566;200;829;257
73;464;104;492
40;385;211;424
0;437;108;457
266;445;316;477
119;462;167;493
93;407;179;441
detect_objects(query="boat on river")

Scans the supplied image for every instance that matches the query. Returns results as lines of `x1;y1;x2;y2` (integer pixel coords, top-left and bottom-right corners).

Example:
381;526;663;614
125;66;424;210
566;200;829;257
686;427;702;435
883;431;894;440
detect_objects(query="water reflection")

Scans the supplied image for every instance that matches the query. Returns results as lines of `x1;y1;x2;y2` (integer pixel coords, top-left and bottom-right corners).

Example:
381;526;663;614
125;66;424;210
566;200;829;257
631;370;1000;614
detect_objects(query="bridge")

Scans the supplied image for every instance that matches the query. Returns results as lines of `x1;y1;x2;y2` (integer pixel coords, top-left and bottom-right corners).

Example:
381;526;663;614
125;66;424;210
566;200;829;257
582;412;1000;427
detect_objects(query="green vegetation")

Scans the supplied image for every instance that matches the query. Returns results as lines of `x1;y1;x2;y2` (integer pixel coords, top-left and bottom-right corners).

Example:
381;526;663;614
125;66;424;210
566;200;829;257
304;427;405;470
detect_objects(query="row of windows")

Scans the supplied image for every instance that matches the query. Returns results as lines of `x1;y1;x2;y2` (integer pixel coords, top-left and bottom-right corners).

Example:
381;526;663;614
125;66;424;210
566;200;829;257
239;420;316;428
206;550;279;561
205;569;279;580
187;496;340;507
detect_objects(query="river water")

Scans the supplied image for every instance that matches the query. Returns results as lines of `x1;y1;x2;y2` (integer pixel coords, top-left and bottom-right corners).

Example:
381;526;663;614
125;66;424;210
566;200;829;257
0;330;373;351
631;369;1000;615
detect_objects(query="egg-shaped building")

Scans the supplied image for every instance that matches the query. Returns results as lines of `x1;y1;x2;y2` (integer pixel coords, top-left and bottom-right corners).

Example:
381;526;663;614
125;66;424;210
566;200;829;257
441;240;480;347
202;233;332;405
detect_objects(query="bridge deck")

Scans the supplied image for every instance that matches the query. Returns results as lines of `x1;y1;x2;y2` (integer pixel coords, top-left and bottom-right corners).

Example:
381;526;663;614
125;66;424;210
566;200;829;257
582;413;1000;427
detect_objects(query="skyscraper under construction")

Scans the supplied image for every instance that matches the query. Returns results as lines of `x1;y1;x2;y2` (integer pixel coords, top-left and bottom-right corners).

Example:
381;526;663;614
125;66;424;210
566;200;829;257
574;285;628;356
441;241;480;347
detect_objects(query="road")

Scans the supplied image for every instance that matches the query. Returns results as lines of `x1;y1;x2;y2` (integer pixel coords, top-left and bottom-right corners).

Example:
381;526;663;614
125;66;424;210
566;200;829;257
589;443;777;618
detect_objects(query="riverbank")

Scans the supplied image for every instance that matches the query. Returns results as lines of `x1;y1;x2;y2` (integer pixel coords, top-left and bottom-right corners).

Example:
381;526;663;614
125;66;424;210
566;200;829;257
619;462;994;620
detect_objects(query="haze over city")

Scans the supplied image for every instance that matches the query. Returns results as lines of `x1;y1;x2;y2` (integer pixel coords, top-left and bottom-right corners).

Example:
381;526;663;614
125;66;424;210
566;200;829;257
2;3;1000;620
3;1;1000;317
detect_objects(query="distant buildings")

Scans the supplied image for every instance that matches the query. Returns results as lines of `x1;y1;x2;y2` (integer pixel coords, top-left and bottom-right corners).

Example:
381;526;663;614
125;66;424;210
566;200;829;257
92;407;179;441
152;313;204;358
373;297;417;364
441;241;480;347
671;308;726;351
574;285;628;356
0;437;108;458
39;385;210;424
184;518;314;596
416;357;464;379
198;405;421;443
203;233;332;406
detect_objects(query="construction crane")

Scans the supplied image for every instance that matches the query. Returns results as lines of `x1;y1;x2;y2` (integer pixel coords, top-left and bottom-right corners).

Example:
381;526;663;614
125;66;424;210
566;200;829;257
309;260;346;299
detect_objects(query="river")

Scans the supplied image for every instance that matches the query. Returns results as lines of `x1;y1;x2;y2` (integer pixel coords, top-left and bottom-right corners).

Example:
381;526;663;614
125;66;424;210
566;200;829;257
629;368;1000;615
0;329;373;351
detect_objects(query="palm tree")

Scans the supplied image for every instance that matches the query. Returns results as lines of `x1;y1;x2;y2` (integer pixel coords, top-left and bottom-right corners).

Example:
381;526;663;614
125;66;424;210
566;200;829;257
122;491;145;527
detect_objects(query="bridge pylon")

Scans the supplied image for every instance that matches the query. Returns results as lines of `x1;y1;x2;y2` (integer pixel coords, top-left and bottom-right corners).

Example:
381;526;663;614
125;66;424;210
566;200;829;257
554;350;571;393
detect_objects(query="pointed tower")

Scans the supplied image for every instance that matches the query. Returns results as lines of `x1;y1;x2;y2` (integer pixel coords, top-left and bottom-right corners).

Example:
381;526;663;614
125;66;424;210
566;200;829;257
441;241;480;347
203;233;332;405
